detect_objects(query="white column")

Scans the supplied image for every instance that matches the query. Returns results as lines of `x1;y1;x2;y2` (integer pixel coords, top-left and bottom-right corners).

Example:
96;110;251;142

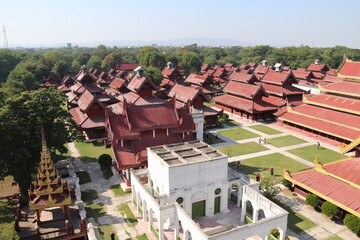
142;201;147;221
196;120;204;140
240;200;246;222
148;209;153;231
253;207;259;223
279;228;285;240
174;219;179;240
159;221;164;240
136;191;140;212
183;230;189;240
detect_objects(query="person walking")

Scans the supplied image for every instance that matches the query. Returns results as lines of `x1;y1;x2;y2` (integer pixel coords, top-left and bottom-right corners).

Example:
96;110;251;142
317;142;320;149
258;138;262;144
264;137;267;144
270;167;274;176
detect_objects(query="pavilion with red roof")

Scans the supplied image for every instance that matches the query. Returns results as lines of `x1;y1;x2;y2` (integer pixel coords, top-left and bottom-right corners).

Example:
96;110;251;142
283;157;360;219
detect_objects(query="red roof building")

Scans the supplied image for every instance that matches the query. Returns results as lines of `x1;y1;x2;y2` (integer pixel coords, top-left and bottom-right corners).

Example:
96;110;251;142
185;73;221;95
213;80;278;121
167;84;223;125
43;75;61;88
261;70;306;107
57;75;75;92
106;97;195;186
284;158;360;218
161;63;184;90
116;63;139;72
278;79;360;154
337;57;360;80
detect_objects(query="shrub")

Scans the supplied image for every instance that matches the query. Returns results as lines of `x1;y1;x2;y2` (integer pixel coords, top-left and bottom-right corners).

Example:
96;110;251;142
306;193;320;207
281;179;292;189
98;154;112;167
321;201;338;217
270;228;279;238
343;214;360;234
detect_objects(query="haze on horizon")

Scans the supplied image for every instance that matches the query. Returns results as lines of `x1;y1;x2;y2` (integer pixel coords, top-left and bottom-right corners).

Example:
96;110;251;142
1;0;360;48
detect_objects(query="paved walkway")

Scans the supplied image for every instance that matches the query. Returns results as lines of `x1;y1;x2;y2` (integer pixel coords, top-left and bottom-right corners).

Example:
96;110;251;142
68;142;137;240
277;186;358;240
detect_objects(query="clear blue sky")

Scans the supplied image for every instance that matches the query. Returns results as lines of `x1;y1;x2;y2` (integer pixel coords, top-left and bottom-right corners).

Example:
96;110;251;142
1;0;360;48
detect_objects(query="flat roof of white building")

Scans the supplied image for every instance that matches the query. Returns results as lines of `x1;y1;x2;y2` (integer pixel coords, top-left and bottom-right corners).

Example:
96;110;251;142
149;140;227;166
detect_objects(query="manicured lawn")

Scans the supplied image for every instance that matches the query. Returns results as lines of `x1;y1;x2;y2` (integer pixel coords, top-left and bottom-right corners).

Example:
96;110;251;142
110;184;130;197
99;224;119;240
216;142;268;157
224;119;242;126
239;153;309;179
288;145;346;164
204;133;225;145
76;171;92;184
248;125;282;135
81;189;98;204
85;203;106;222
118;203;138;227
269;197;317;233
218;127;259;141
268;135;307;148
75;141;114;163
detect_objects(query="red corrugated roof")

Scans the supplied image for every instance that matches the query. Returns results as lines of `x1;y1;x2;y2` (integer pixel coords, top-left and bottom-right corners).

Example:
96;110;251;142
69;107;87;126
321;81;360;96
224;81;265;99
81;115;105;129
201;85;221;94
279;112;360;140
229;72;257;83
312;72;325;79
307;94;360;113
307;63;329;72
254;65;270;74
322;75;345;83
77;90;95;112
290;158;360;215
292;70;312;80
168;84;200;103
262;70;297;85
117;63;139;71
110;77;126;89
338;61;360;77
292;104;360;129
185;73;210;86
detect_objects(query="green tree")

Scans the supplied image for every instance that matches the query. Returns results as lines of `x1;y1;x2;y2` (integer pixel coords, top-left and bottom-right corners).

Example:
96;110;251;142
0;49;21;83
0;88;76;195
259;176;282;197
3;67;38;96
23;61;50;80
93;45;110;59
101;52;122;71
52;60;69;78
145;67;163;87
343;214;360;234
321;201;338;218
182;52;202;73
164;52;179;67
203;56;217;67
306;193;320;207
87;55;102;69
137;46;165;68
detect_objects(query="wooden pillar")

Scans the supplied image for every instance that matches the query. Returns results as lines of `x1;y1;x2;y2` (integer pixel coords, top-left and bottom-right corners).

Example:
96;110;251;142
65;219;70;234
36;209;41;222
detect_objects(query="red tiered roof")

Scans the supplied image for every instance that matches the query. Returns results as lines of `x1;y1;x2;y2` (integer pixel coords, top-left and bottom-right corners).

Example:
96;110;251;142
254;65;270;75
322;75;345;83
224;81;266;99
288;158;360;216
338;61;360;77
185;73;211;86
77;90;95;112
168;84;200;103
127;76;156;93
229;72;257;83
110;77;126;89
291;104;360;129
307;63;329;72
306;94;360;114
279;112;360;141
262;70;298;85
116;63;139;71
292;70;312;80
320;81;360;97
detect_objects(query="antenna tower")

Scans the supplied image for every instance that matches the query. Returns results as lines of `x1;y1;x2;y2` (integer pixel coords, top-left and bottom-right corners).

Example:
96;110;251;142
3;25;8;48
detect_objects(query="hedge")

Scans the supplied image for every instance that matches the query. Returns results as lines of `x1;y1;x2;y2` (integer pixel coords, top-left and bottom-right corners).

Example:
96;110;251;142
343;214;360;234
321;201;338;217
306;193;320;207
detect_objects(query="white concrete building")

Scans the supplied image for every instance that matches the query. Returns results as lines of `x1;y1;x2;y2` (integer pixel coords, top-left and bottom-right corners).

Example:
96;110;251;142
131;140;288;240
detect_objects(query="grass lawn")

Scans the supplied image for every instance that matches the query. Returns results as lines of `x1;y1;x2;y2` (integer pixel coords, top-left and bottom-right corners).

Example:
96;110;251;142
117;202;138;227
99;224;119;240
76;171;92;184
218;127;259;141
204;133;225;145
239;153;309;179
110;184;130;197
224;119;242;126
325;236;343;240
136;234;149;240
268;135;307;148
248;125;282;135
269;197;316;234
85;203;106;222
216;142;268;157
81;189;98;204
75;141;114;163
0;177;19;239
288;145;346;164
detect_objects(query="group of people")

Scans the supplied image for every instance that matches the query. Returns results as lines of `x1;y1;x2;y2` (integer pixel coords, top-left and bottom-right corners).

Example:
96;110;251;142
258;137;267;144
255;167;274;182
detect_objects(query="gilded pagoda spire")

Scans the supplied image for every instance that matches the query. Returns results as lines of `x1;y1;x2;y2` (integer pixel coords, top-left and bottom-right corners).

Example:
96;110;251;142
28;128;71;211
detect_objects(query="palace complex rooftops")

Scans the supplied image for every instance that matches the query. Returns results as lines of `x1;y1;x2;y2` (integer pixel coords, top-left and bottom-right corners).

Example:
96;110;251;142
284;157;360;218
